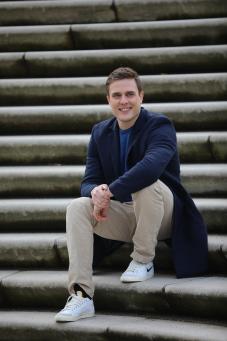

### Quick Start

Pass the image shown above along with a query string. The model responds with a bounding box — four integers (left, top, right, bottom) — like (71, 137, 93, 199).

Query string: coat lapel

(126, 108, 146, 159)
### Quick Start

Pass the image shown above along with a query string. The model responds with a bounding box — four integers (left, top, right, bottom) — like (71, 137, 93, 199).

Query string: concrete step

(0, 164, 226, 197)
(0, 311, 226, 341)
(0, 73, 226, 106)
(0, 198, 225, 234)
(0, 233, 64, 268)
(114, 0, 227, 22)
(0, 132, 226, 165)
(70, 18, 227, 50)
(177, 132, 227, 163)
(0, 134, 89, 165)
(0, 270, 226, 321)
(0, 102, 226, 133)
(1, 45, 227, 78)
(180, 164, 227, 197)
(0, 233, 226, 274)
(1, 18, 226, 52)
(0, 25, 74, 53)
(0, 198, 70, 231)
(0, 0, 227, 26)
(0, 0, 115, 26)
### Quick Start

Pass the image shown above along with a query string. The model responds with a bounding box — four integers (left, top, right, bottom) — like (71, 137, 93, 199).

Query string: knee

(66, 197, 92, 216)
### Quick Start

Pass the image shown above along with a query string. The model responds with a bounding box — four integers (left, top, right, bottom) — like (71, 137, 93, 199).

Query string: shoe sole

(55, 311, 95, 322)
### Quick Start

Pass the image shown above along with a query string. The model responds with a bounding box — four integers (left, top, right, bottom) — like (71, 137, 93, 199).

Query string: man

(55, 67, 208, 322)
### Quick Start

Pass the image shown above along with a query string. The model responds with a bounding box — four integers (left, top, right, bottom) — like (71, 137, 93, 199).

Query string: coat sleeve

(109, 116, 177, 200)
(80, 126, 105, 197)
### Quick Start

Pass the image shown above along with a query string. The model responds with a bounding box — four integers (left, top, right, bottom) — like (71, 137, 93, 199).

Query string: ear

(106, 95, 110, 104)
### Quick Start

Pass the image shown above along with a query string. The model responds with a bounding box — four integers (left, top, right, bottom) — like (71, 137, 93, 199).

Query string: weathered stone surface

(18, 45, 227, 77)
(0, 104, 111, 134)
(142, 73, 227, 103)
(208, 235, 227, 273)
(0, 73, 226, 106)
(71, 18, 227, 49)
(170, 132, 227, 163)
(165, 276, 227, 320)
(0, 165, 83, 197)
(0, 233, 64, 268)
(180, 164, 227, 197)
(0, 0, 115, 26)
(0, 134, 90, 164)
(197, 198, 227, 234)
(1, 270, 67, 308)
(177, 132, 213, 163)
(115, 0, 227, 21)
(222, 244, 227, 261)
(0, 52, 26, 78)
(0, 311, 226, 341)
(0, 25, 73, 52)
(0, 77, 105, 106)
(1, 271, 227, 321)
(210, 133, 227, 162)
(1, 17, 226, 52)
(0, 270, 19, 304)
(0, 198, 70, 231)
(1, 45, 227, 78)
(0, 102, 226, 133)
(1, 0, 226, 27)
(149, 102, 227, 131)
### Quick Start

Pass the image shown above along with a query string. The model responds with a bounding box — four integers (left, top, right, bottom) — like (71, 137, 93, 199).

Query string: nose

(119, 95, 128, 104)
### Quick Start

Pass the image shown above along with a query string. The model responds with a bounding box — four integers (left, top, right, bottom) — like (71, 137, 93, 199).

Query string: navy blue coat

(81, 107, 208, 278)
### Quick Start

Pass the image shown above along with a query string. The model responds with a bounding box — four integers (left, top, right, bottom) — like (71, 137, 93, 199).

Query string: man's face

(107, 78, 144, 129)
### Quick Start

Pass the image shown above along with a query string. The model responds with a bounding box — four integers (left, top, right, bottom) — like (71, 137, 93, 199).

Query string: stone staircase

(0, 0, 227, 340)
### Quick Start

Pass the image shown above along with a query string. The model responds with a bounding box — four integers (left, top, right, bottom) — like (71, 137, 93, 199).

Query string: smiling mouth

(119, 108, 131, 112)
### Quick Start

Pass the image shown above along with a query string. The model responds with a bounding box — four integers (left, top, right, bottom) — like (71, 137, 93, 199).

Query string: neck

(117, 114, 139, 130)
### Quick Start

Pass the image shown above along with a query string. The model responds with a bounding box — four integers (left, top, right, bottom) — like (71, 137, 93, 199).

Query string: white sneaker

(120, 260, 154, 283)
(55, 291, 95, 322)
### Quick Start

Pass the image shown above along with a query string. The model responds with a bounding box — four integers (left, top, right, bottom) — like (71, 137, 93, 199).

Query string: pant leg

(66, 197, 95, 297)
(66, 197, 135, 298)
(131, 180, 174, 263)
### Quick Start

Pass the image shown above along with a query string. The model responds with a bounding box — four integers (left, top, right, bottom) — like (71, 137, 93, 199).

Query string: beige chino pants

(67, 180, 173, 298)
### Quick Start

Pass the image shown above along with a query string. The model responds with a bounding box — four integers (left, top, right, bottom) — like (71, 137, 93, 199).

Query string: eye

(127, 92, 135, 97)
(112, 93, 121, 98)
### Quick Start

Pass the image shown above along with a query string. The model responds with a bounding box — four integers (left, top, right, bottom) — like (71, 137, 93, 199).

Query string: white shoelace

(126, 261, 140, 273)
(62, 294, 84, 312)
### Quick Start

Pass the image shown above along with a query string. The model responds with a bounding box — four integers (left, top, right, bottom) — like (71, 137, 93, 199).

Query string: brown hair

(106, 67, 143, 95)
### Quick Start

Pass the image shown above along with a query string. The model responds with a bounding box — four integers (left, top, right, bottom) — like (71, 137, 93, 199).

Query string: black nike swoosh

(147, 266, 153, 272)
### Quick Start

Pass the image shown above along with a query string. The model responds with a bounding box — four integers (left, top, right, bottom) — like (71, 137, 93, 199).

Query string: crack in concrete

(69, 25, 77, 50)
(111, 0, 119, 22)
(207, 134, 216, 162)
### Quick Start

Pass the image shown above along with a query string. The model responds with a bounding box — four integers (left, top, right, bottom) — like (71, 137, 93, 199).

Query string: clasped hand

(91, 184, 112, 222)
